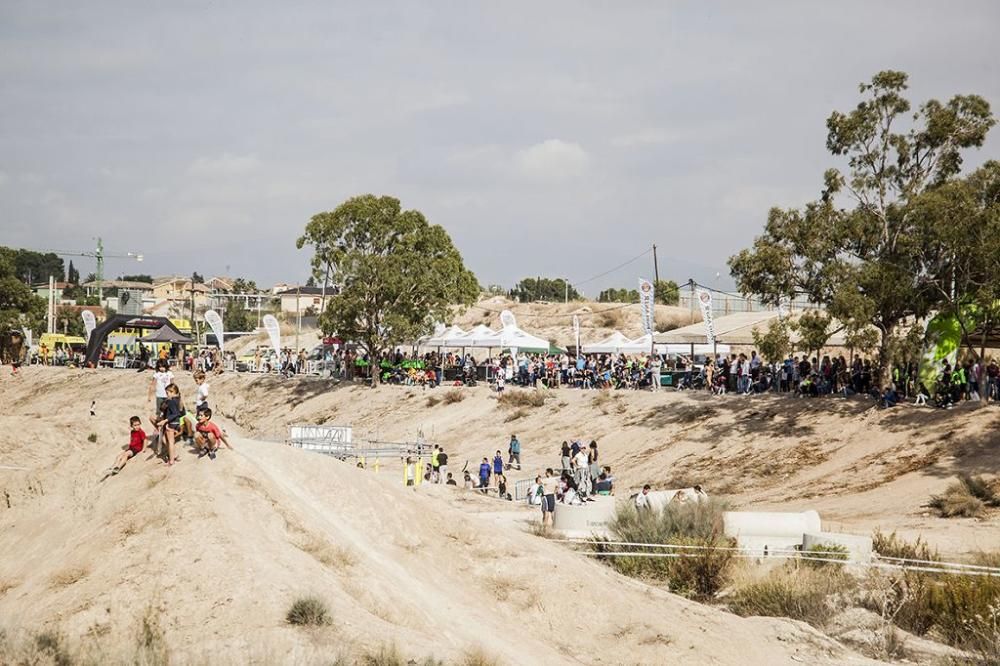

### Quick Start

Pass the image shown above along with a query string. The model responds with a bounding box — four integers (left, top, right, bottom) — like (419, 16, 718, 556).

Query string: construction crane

(46, 237, 144, 302)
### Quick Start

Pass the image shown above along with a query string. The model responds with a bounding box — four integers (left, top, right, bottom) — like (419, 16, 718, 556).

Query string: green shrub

(593, 500, 734, 599)
(728, 566, 853, 628)
(872, 530, 939, 563)
(286, 595, 331, 626)
(87, 433, 98, 443)
(801, 543, 849, 569)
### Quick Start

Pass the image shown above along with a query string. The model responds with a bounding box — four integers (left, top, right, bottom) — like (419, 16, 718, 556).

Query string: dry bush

(497, 390, 547, 409)
(298, 538, 357, 570)
(286, 595, 331, 626)
(504, 408, 527, 422)
(0, 580, 18, 597)
(728, 565, 855, 628)
(359, 644, 442, 666)
(929, 474, 998, 518)
(598, 308, 625, 328)
(460, 646, 502, 666)
(425, 395, 441, 407)
(87, 433, 98, 443)
(655, 310, 685, 332)
(442, 388, 466, 405)
(134, 604, 169, 665)
(49, 566, 89, 589)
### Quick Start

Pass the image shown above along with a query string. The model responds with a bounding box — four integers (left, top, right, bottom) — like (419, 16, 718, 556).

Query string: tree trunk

(876, 326, 893, 389)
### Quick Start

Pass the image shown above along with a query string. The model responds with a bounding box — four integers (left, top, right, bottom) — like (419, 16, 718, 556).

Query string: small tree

(654, 279, 680, 305)
(510, 277, 579, 302)
(301, 195, 479, 378)
(793, 310, 834, 363)
(752, 318, 791, 363)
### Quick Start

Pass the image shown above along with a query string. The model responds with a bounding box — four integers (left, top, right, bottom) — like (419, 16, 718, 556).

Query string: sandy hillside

(197, 372, 1000, 560)
(451, 296, 699, 346)
(0, 367, 881, 665)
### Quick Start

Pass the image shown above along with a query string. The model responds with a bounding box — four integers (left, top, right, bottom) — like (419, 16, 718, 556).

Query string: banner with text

(696, 288, 716, 346)
(638, 278, 654, 335)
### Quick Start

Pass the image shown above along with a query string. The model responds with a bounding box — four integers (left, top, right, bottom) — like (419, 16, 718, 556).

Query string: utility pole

(688, 278, 696, 320)
(564, 279, 568, 304)
(295, 284, 301, 351)
(190, 273, 197, 336)
(652, 243, 660, 284)
(96, 237, 105, 303)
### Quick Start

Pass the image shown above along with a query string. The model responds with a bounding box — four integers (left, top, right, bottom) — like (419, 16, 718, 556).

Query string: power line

(569, 248, 652, 288)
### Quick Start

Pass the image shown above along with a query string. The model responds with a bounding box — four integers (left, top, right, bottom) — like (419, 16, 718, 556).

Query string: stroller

(462, 365, 478, 387)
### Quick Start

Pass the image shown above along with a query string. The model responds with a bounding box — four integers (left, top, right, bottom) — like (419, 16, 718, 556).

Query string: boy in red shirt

(195, 408, 232, 460)
(108, 416, 146, 476)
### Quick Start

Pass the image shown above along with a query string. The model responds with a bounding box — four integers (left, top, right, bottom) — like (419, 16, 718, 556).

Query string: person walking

(508, 434, 522, 470)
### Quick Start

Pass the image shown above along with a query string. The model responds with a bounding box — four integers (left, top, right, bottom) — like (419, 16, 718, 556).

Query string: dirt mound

(0, 367, 879, 664)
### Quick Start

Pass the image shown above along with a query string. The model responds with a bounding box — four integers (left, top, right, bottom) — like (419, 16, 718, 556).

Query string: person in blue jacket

(492, 450, 504, 486)
(508, 434, 521, 470)
(478, 457, 491, 493)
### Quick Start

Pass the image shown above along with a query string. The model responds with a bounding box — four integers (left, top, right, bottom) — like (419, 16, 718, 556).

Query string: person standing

(492, 450, 504, 485)
(573, 445, 590, 496)
(540, 468, 558, 528)
(560, 441, 571, 473)
(478, 457, 492, 493)
(437, 448, 449, 484)
(508, 434, 521, 470)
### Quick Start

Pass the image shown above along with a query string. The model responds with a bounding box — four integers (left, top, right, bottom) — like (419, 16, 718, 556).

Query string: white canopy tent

(581, 331, 635, 354)
(455, 324, 503, 348)
(500, 326, 552, 352)
(424, 325, 467, 348)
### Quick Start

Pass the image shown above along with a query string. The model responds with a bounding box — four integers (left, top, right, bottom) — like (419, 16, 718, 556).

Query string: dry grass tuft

(286, 595, 332, 626)
(425, 395, 441, 407)
(504, 408, 528, 422)
(87, 433, 98, 443)
(49, 566, 89, 589)
(497, 390, 548, 409)
(872, 530, 939, 563)
(442, 388, 466, 405)
(0, 580, 18, 597)
(928, 474, 998, 518)
(460, 646, 503, 666)
(298, 537, 358, 570)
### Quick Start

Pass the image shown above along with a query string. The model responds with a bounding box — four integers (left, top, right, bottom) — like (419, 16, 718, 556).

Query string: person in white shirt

(573, 448, 590, 496)
(193, 371, 210, 414)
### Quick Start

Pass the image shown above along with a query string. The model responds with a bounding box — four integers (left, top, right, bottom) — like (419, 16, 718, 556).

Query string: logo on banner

(638, 278, 654, 335)
(205, 310, 225, 353)
(262, 314, 281, 353)
(696, 288, 716, 346)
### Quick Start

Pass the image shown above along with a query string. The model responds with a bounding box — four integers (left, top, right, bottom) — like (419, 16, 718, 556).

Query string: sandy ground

(0, 366, 890, 665)
(202, 369, 1000, 559)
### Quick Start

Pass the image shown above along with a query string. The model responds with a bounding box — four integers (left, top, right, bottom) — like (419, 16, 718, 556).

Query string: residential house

(275, 286, 328, 314)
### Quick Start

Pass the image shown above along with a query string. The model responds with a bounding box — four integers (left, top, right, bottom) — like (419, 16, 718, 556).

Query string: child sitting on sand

(107, 416, 146, 476)
(194, 408, 231, 460)
(154, 383, 184, 466)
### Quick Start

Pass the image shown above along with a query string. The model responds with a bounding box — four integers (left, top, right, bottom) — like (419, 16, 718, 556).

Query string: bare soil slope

(0, 367, 878, 665)
(204, 372, 999, 559)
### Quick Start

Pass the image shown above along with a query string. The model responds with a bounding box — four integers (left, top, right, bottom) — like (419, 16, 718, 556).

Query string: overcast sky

(2, 1, 998, 294)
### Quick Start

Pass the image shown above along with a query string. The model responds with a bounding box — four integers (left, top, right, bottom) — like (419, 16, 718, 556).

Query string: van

(39, 333, 87, 353)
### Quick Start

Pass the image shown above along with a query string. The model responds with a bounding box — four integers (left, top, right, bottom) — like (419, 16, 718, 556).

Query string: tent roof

(424, 325, 467, 347)
(582, 330, 636, 354)
(456, 324, 502, 348)
(139, 326, 194, 344)
(501, 326, 550, 352)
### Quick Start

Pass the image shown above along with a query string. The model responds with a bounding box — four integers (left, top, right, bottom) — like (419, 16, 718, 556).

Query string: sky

(2, 1, 999, 295)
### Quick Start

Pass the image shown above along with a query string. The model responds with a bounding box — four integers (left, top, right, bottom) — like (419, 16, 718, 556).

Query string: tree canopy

(597, 280, 678, 305)
(509, 277, 579, 302)
(0, 246, 46, 334)
(729, 70, 996, 383)
(11, 249, 63, 285)
(299, 195, 479, 366)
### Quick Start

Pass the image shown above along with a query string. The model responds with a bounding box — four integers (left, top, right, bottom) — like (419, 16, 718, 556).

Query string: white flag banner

(777, 298, 790, 320)
(262, 314, 281, 354)
(81, 310, 96, 342)
(638, 278, 654, 335)
(572, 314, 580, 353)
(697, 288, 716, 346)
(205, 310, 225, 353)
(499, 309, 517, 330)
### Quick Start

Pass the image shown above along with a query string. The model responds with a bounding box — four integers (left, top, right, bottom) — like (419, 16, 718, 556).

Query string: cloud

(187, 153, 262, 177)
(515, 139, 590, 181)
(0, 171, 7, 186)
(610, 127, 682, 148)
